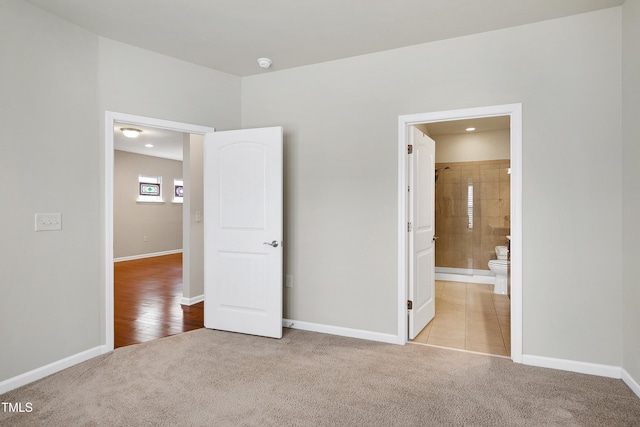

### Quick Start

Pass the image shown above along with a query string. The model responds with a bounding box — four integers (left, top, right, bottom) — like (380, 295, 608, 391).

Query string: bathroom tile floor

(413, 280, 511, 357)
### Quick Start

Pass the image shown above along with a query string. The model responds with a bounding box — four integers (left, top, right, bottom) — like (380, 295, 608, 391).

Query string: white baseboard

(282, 318, 402, 345)
(180, 294, 204, 306)
(435, 272, 495, 285)
(622, 369, 640, 399)
(114, 249, 182, 263)
(0, 345, 109, 395)
(522, 354, 623, 379)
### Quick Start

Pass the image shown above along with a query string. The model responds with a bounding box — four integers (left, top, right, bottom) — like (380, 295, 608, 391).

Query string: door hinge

(408, 222, 412, 232)
(408, 144, 413, 154)
(407, 300, 413, 310)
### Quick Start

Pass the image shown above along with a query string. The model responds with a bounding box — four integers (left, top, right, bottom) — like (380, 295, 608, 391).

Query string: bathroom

(412, 116, 512, 356)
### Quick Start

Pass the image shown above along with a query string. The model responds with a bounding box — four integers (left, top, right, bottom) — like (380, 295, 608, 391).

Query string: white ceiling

(25, 0, 624, 77)
(41, 1, 622, 160)
(419, 116, 511, 136)
(114, 124, 185, 161)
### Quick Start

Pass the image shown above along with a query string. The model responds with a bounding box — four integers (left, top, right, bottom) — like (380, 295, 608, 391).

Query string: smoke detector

(257, 58, 272, 69)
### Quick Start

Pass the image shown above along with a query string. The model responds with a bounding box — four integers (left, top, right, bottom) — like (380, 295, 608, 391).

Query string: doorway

(104, 112, 215, 351)
(398, 104, 523, 363)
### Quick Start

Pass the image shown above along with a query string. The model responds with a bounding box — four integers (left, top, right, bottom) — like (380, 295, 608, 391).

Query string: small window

(173, 179, 184, 203)
(467, 184, 474, 229)
(138, 175, 163, 203)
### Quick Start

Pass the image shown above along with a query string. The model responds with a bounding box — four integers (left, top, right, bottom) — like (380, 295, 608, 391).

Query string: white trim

(114, 249, 183, 263)
(435, 272, 496, 285)
(522, 354, 623, 379)
(105, 111, 215, 352)
(0, 345, 108, 394)
(181, 294, 204, 306)
(398, 104, 523, 363)
(622, 369, 640, 399)
(282, 319, 402, 345)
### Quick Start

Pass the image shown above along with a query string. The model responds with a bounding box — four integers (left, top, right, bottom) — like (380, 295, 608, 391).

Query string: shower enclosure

(434, 160, 510, 277)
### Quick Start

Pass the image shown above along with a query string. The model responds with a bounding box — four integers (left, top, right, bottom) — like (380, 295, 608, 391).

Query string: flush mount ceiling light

(121, 128, 142, 138)
(465, 127, 476, 132)
(144, 144, 154, 148)
(257, 57, 272, 69)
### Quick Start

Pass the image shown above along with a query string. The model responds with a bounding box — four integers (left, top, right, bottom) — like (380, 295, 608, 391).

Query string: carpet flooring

(1, 328, 639, 426)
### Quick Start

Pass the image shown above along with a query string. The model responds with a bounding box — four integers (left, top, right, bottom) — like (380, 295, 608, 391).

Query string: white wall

(622, 0, 640, 383)
(242, 8, 623, 366)
(183, 134, 205, 300)
(432, 130, 510, 163)
(0, 0, 241, 384)
(0, 0, 101, 381)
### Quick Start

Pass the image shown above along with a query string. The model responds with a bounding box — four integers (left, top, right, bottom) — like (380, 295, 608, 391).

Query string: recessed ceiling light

(465, 127, 476, 132)
(144, 144, 154, 148)
(121, 128, 142, 138)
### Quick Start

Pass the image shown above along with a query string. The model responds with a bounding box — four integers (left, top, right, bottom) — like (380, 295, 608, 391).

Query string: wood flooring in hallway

(114, 253, 204, 348)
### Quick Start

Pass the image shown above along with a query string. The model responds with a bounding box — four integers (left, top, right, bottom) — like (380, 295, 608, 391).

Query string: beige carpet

(1, 328, 639, 426)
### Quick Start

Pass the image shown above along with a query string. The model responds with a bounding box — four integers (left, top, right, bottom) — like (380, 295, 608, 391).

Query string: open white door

(408, 129, 436, 339)
(203, 127, 283, 338)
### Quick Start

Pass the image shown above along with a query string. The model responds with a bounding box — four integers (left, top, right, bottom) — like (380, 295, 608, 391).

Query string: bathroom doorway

(397, 104, 522, 362)
(414, 116, 511, 356)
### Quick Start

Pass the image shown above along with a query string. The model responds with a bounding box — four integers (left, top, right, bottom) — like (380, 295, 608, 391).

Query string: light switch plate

(35, 213, 62, 231)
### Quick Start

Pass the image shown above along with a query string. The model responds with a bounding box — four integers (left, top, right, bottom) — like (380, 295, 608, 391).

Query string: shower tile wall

(435, 160, 510, 271)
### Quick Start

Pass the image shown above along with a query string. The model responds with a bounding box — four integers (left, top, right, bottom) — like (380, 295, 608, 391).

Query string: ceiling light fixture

(465, 127, 476, 132)
(257, 57, 272, 69)
(121, 128, 142, 138)
(144, 144, 154, 148)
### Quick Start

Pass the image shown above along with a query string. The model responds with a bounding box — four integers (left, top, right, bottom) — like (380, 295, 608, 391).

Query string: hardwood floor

(114, 253, 204, 348)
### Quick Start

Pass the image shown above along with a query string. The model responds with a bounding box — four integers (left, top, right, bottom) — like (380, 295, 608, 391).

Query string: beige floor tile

(413, 322, 432, 344)
(430, 323, 466, 340)
(434, 312, 465, 324)
(466, 330, 505, 347)
(412, 279, 511, 357)
(467, 284, 492, 294)
(467, 303, 496, 317)
(494, 304, 510, 316)
(436, 301, 465, 315)
(497, 315, 511, 327)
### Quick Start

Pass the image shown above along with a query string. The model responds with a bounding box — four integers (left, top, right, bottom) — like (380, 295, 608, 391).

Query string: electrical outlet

(143, 235, 148, 242)
(285, 275, 293, 288)
(35, 213, 62, 231)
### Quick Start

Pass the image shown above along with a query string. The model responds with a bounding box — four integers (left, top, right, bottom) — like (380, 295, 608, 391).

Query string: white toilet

(488, 246, 509, 295)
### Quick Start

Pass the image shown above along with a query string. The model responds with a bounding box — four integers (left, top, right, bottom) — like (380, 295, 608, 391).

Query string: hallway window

(138, 175, 163, 203)
(173, 179, 184, 203)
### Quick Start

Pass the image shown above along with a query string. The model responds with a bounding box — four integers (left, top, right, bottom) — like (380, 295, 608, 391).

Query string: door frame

(397, 103, 523, 363)
(104, 111, 215, 351)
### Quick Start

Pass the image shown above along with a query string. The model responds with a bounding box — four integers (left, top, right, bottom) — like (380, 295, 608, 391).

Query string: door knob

(432, 236, 439, 242)
(263, 240, 279, 248)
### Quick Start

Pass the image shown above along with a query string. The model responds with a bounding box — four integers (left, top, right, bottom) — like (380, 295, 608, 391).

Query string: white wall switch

(196, 211, 201, 222)
(35, 213, 62, 231)
(285, 275, 293, 288)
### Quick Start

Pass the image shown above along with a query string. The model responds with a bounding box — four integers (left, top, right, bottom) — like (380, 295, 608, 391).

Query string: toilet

(488, 246, 509, 295)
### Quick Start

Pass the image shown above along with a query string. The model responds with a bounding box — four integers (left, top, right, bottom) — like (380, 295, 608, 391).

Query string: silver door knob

(432, 236, 439, 242)
(263, 240, 279, 248)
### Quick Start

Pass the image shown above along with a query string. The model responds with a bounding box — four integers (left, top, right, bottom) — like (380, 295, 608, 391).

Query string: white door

(408, 130, 436, 339)
(203, 127, 283, 338)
